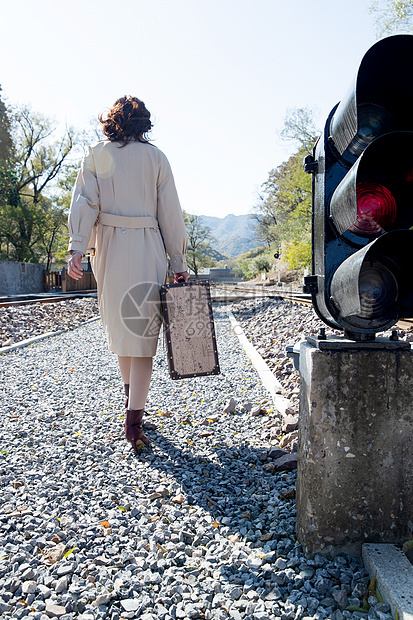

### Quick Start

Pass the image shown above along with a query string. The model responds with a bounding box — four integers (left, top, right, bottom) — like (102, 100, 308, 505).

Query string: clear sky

(0, 0, 381, 218)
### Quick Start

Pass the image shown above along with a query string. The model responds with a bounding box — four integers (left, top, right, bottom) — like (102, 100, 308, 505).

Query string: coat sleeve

(156, 153, 188, 273)
(67, 146, 100, 255)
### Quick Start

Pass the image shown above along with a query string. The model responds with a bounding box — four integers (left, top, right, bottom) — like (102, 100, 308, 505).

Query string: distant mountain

(199, 213, 259, 258)
(205, 247, 229, 262)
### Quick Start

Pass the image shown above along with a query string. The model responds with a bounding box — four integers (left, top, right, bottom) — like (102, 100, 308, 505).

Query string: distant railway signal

(304, 35, 413, 340)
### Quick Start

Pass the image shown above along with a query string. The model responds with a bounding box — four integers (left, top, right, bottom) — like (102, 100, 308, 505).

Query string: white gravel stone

(223, 397, 237, 413)
(93, 592, 111, 606)
(120, 599, 141, 612)
(44, 604, 67, 617)
(54, 576, 68, 593)
(21, 580, 37, 594)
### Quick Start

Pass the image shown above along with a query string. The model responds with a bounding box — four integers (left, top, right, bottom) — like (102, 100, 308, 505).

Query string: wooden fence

(43, 268, 97, 293)
(43, 270, 62, 292)
(61, 268, 97, 292)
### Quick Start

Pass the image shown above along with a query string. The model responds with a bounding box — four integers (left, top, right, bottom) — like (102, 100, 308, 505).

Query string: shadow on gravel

(134, 426, 298, 587)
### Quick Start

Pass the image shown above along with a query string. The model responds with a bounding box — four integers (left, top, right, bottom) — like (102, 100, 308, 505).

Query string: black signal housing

(306, 34, 413, 341)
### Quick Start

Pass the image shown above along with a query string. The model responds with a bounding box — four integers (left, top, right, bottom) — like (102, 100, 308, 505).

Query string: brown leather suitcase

(160, 280, 220, 380)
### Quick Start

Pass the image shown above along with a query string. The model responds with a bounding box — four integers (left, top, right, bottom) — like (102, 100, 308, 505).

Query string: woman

(67, 96, 189, 453)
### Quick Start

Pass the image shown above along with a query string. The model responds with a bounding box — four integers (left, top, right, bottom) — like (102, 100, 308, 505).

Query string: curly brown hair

(99, 96, 153, 144)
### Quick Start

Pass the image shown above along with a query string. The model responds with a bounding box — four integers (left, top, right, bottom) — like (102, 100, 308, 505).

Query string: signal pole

(296, 337, 413, 556)
(297, 35, 413, 554)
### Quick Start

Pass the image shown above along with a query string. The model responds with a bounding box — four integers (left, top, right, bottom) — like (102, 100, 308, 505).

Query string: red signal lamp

(349, 182, 397, 236)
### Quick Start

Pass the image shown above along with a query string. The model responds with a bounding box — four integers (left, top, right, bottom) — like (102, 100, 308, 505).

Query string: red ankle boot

(125, 408, 150, 452)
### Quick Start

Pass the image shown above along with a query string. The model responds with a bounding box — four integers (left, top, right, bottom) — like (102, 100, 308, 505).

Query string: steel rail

(0, 292, 97, 309)
(2, 286, 412, 330)
(211, 283, 311, 303)
(210, 283, 413, 329)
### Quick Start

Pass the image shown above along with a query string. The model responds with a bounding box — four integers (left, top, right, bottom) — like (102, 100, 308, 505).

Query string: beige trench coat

(67, 140, 188, 357)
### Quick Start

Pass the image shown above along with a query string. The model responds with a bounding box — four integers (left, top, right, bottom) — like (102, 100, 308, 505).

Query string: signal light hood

(330, 131, 413, 238)
(330, 230, 413, 332)
(329, 34, 413, 163)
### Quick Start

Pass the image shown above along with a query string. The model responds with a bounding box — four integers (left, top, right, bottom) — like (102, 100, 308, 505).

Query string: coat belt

(98, 213, 159, 229)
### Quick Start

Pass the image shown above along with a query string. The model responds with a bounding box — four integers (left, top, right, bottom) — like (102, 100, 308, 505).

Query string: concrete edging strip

(0, 317, 101, 355)
(362, 543, 413, 620)
(226, 310, 291, 416)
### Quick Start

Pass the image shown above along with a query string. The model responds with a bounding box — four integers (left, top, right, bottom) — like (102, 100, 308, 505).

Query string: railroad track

(0, 292, 97, 309)
(211, 284, 413, 330)
(2, 286, 412, 331)
(211, 283, 312, 305)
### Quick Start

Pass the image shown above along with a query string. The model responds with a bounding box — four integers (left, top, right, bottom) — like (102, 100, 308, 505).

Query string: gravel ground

(0, 304, 390, 620)
(230, 296, 413, 415)
(230, 298, 341, 415)
(0, 299, 99, 349)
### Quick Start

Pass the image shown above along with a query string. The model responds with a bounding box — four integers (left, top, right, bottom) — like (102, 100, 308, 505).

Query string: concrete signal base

(296, 340, 413, 556)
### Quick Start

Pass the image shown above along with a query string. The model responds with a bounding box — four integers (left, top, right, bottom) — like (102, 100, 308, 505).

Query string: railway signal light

(305, 35, 413, 340)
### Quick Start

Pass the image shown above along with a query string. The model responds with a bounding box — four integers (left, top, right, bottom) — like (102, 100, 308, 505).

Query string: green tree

(254, 146, 313, 269)
(235, 246, 268, 280)
(283, 239, 312, 270)
(252, 108, 319, 270)
(50, 164, 80, 267)
(183, 212, 216, 277)
(370, 1, 413, 35)
(0, 87, 13, 164)
(253, 256, 271, 274)
(250, 197, 278, 247)
(215, 257, 245, 278)
(0, 87, 19, 257)
(0, 104, 78, 264)
(279, 106, 320, 151)
(34, 195, 68, 271)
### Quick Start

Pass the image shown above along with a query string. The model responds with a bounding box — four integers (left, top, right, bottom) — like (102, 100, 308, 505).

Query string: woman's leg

(128, 357, 153, 410)
(117, 356, 132, 384)
(118, 356, 132, 407)
(125, 357, 153, 452)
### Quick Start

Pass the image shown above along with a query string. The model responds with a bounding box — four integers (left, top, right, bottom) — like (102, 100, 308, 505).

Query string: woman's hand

(67, 252, 84, 280)
(174, 271, 190, 283)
